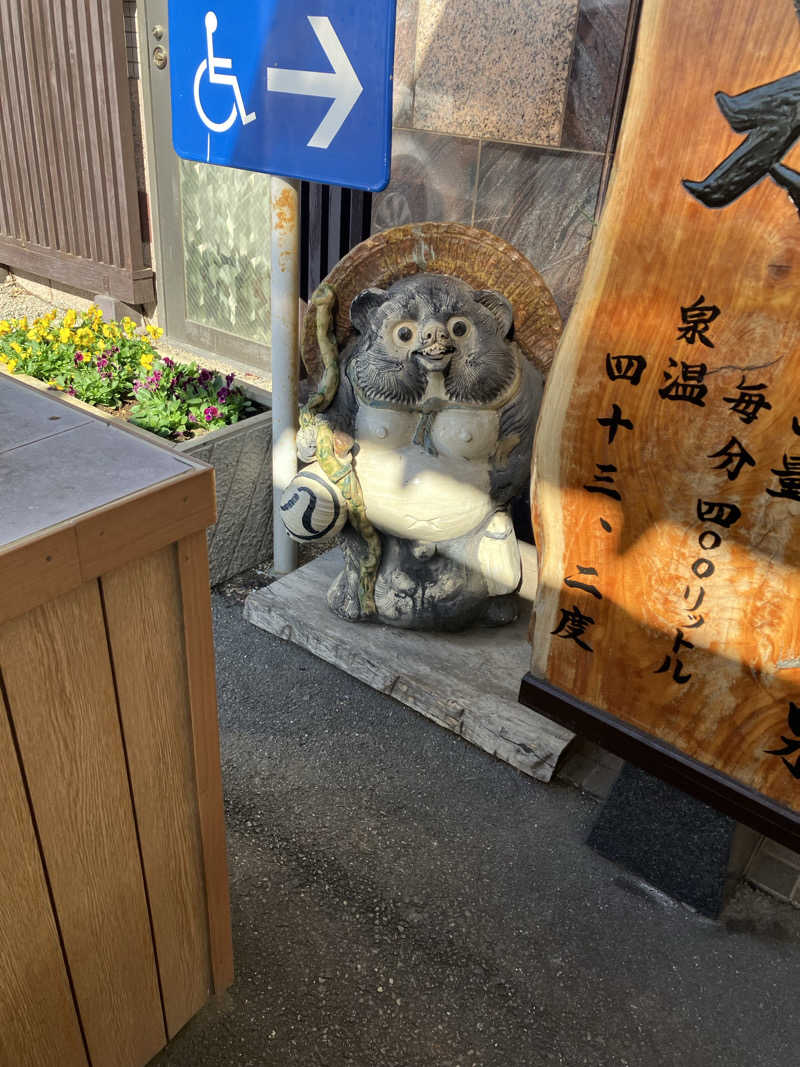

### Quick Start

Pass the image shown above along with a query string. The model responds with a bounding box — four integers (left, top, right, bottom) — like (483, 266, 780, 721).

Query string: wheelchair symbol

(194, 11, 256, 133)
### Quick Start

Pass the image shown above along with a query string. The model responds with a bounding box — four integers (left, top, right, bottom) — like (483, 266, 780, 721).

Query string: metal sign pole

(167, 3, 397, 574)
(270, 175, 300, 575)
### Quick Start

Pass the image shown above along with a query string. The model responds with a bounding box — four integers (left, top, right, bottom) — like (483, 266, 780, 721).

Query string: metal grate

(299, 183, 372, 301)
(123, 0, 139, 80)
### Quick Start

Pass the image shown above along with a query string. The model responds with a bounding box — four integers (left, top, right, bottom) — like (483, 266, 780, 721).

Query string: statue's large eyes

(392, 322, 416, 345)
(448, 317, 471, 339)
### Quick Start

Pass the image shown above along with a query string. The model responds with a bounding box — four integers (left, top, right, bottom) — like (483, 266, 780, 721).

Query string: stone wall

(373, 0, 635, 321)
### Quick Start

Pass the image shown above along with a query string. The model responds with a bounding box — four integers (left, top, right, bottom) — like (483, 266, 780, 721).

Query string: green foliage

(129, 359, 256, 439)
(0, 306, 256, 440)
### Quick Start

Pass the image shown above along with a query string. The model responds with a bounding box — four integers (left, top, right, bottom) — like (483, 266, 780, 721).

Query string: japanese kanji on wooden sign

(525, 0, 800, 824)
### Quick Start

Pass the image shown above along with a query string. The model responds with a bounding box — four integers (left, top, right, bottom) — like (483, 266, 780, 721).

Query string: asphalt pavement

(151, 589, 800, 1067)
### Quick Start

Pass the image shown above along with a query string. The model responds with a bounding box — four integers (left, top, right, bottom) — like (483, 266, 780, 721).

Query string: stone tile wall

(373, 0, 633, 322)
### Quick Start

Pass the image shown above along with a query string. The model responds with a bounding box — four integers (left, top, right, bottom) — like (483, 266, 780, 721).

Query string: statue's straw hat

(301, 222, 561, 380)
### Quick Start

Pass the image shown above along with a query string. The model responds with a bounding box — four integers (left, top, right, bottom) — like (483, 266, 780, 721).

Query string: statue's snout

(416, 321, 455, 366)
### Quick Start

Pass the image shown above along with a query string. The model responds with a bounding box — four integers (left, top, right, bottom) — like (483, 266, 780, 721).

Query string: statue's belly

(355, 441, 493, 541)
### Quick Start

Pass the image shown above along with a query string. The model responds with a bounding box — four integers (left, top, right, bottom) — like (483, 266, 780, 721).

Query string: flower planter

(176, 399, 273, 584)
(1, 367, 273, 584)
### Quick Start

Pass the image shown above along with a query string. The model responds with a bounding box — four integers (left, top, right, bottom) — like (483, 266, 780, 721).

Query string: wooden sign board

(521, 0, 800, 842)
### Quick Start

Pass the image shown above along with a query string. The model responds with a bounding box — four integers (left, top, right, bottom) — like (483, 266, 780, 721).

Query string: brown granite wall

(373, 0, 635, 322)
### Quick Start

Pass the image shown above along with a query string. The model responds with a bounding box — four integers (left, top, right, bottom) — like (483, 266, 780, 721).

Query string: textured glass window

(180, 159, 271, 346)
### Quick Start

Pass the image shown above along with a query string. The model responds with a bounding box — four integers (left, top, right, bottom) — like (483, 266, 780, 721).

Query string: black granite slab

(562, 0, 630, 152)
(473, 143, 602, 319)
(371, 129, 479, 233)
(588, 762, 738, 918)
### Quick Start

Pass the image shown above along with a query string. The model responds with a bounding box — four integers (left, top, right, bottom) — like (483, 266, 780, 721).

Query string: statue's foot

(327, 567, 366, 621)
(478, 593, 519, 628)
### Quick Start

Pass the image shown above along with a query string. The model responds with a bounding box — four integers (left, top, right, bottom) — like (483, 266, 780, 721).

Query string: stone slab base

(243, 546, 574, 783)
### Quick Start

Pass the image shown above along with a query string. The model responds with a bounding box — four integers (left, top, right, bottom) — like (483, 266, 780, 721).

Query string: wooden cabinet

(0, 377, 232, 1066)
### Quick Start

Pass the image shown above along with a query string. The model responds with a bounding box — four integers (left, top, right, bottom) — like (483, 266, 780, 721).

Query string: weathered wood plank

(244, 549, 574, 782)
(0, 526, 81, 627)
(0, 684, 88, 1067)
(0, 579, 165, 1066)
(177, 531, 234, 995)
(76, 468, 216, 581)
(101, 545, 212, 1038)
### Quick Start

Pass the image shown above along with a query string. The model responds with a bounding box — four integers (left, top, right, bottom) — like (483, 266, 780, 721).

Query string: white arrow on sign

(267, 16, 363, 150)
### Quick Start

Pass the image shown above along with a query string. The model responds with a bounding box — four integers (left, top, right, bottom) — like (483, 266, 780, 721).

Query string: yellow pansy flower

(63, 308, 77, 328)
(10, 342, 23, 355)
(7, 358, 17, 372)
(75, 327, 95, 346)
(59, 327, 73, 343)
(146, 324, 164, 341)
(0, 320, 10, 335)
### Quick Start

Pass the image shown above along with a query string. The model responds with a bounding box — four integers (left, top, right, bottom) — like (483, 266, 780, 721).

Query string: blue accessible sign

(167, 1, 396, 191)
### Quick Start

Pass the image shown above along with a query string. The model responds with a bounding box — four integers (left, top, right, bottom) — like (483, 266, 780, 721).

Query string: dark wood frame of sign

(517, 675, 800, 853)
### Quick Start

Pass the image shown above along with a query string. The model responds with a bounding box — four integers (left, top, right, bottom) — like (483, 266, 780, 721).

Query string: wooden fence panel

(0, 0, 154, 303)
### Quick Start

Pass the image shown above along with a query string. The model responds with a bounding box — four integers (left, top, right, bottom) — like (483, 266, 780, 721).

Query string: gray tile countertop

(0, 377, 193, 547)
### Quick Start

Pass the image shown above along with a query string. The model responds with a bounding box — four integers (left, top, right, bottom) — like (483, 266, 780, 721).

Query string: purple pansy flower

(203, 405, 219, 422)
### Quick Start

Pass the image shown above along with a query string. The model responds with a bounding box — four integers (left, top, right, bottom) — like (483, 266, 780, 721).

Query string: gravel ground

(150, 592, 800, 1067)
(0, 274, 61, 323)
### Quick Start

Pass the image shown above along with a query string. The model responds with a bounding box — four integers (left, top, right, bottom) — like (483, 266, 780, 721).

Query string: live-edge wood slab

(245, 549, 574, 783)
(529, 0, 800, 822)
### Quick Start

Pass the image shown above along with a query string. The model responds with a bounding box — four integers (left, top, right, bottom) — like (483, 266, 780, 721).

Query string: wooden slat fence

(0, 0, 154, 303)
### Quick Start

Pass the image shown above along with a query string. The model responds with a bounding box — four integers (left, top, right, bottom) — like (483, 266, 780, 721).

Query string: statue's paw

(311, 281, 336, 310)
(327, 570, 365, 621)
(478, 593, 519, 628)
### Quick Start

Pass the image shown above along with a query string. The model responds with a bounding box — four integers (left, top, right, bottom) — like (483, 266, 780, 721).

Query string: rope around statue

(298, 283, 382, 616)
